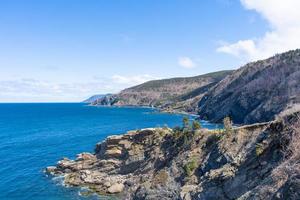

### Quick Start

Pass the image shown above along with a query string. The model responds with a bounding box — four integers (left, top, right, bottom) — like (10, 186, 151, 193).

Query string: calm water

(0, 103, 221, 200)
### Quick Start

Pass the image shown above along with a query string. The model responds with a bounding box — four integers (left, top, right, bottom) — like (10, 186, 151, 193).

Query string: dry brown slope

(92, 70, 233, 113)
(198, 49, 300, 124)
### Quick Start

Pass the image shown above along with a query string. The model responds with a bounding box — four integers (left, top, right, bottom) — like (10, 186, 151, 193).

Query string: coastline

(46, 114, 295, 199)
(43, 105, 214, 199)
(88, 103, 200, 118)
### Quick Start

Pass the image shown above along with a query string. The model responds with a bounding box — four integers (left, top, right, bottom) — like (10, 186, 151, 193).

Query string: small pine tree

(192, 120, 201, 130)
(182, 116, 190, 129)
(223, 116, 233, 133)
(173, 126, 182, 138)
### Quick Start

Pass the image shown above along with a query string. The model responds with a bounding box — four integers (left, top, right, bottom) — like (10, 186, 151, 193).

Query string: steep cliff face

(46, 113, 300, 200)
(91, 70, 233, 113)
(198, 49, 300, 124)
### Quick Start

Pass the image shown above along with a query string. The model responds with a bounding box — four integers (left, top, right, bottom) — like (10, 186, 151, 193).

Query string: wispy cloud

(0, 79, 111, 102)
(0, 74, 159, 102)
(178, 57, 197, 69)
(217, 40, 256, 59)
(217, 0, 300, 61)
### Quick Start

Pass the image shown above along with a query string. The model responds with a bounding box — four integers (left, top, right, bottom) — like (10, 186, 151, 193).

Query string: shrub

(223, 116, 233, 134)
(255, 143, 264, 156)
(206, 134, 221, 147)
(184, 158, 198, 176)
(192, 120, 201, 130)
(183, 116, 190, 130)
(158, 129, 166, 137)
(173, 126, 182, 139)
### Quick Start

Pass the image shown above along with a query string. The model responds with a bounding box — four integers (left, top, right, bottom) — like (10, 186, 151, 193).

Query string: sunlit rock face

(46, 112, 300, 199)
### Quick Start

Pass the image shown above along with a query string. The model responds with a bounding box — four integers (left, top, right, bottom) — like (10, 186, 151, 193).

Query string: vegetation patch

(192, 120, 201, 130)
(205, 134, 221, 148)
(255, 143, 265, 156)
(184, 158, 198, 177)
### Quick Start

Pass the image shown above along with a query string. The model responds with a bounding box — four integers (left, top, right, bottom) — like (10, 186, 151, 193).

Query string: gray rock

(107, 183, 125, 194)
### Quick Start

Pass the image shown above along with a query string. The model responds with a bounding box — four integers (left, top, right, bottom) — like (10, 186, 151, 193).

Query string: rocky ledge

(46, 113, 300, 200)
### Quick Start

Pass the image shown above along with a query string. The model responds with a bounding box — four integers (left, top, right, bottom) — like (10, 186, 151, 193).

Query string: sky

(0, 0, 299, 102)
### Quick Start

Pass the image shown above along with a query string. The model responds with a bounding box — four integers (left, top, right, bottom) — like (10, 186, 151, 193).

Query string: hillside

(46, 112, 300, 199)
(89, 49, 300, 124)
(198, 49, 300, 124)
(48, 49, 300, 199)
(83, 94, 111, 103)
(91, 70, 233, 113)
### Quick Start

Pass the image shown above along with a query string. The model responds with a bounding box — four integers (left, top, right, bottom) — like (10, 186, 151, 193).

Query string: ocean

(0, 103, 221, 200)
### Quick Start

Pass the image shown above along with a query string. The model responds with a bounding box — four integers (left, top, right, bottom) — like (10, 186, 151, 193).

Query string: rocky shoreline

(46, 113, 300, 199)
(46, 128, 180, 198)
(90, 103, 200, 121)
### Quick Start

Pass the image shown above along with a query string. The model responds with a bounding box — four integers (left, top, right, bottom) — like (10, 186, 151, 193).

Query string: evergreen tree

(182, 116, 190, 130)
(192, 120, 201, 130)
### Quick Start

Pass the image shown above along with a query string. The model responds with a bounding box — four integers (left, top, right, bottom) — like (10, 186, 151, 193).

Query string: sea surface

(0, 103, 221, 200)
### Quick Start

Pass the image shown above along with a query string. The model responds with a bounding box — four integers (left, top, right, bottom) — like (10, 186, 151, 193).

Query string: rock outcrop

(46, 112, 300, 199)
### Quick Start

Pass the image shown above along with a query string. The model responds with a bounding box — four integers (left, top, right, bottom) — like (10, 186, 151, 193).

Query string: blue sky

(0, 0, 299, 102)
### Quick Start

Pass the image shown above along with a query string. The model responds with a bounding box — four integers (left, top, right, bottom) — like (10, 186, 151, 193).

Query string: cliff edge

(46, 113, 300, 199)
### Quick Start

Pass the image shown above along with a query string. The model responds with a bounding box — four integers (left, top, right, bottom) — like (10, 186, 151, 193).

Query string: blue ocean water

(0, 103, 221, 200)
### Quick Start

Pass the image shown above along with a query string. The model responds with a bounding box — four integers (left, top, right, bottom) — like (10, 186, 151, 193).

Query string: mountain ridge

(198, 49, 300, 124)
(90, 70, 233, 114)
(88, 49, 300, 124)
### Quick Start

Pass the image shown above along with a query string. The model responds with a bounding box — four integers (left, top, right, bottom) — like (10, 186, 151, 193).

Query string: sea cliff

(46, 112, 300, 199)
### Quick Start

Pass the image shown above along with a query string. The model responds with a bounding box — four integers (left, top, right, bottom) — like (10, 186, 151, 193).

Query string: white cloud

(217, 40, 256, 58)
(112, 74, 158, 85)
(217, 0, 300, 61)
(178, 57, 197, 69)
(0, 74, 159, 102)
(0, 79, 112, 102)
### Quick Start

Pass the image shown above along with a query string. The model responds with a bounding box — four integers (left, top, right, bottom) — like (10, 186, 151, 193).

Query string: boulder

(107, 183, 125, 194)
(76, 153, 96, 161)
(45, 166, 57, 174)
(103, 181, 111, 188)
(105, 148, 122, 158)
